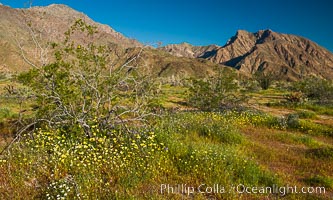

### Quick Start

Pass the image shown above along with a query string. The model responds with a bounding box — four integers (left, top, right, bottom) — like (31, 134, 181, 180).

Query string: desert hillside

(161, 30, 333, 80)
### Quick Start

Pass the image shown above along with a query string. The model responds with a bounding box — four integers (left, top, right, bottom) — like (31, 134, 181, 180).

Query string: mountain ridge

(160, 29, 333, 80)
(0, 3, 142, 72)
(1, 3, 333, 80)
(0, 3, 220, 78)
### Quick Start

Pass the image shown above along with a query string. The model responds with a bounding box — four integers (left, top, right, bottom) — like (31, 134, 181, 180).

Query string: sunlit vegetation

(1, 20, 333, 199)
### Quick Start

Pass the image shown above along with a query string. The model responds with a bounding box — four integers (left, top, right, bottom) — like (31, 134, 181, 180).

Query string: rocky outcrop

(1, 3, 333, 80)
(160, 29, 333, 80)
(158, 42, 220, 58)
(0, 4, 141, 71)
(25, 4, 141, 47)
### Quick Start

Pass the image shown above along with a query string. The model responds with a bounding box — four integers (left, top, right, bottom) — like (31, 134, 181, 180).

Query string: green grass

(297, 120, 333, 136)
(0, 112, 281, 199)
(298, 104, 333, 116)
(303, 176, 333, 189)
(269, 102, 333, 116)
(307, 147, 333, 160)
(272, 133, 322, 148)
(296, 110, 318, 119)
(1, 84, 333, 199)
(0, 108, 14, 120)
(158, 84, 188, 108)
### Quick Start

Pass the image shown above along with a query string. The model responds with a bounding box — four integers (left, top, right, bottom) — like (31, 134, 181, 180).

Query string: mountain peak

(46, 3, 70, 8)
(225, 30, 256, 47)
(0, 3, 142, 71)
(29, 3, 72, 10)
(206, 30, 333, 80)
(258, 29, 273, 36)
(257, 29, 273, 34)
(159, 29, 333, 80)
(236, 30, 251, 35)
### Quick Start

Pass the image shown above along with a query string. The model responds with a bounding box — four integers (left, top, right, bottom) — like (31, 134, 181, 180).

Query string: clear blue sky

(1, 0, 333, 52)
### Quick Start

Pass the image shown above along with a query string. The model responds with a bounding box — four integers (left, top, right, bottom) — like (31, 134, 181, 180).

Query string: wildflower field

(1, 87, 333, 199)
(0, 22, 333, 199)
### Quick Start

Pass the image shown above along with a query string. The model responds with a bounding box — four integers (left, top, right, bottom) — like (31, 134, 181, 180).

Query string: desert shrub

(240, 78, 261, 92)
(291, 76, 333, 104)
(296, 110, 317, 119)
(17, 19, 158, 137)
(0, 21, 163, 199)
(274, 81, 291, 91)
(254, 70, 276, 90)
(286, 113, 300, 129)
(284, 91, 306, 103)
(188, 68, 246, 111)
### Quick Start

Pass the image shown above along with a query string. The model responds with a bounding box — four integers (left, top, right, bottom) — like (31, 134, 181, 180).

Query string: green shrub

(286, 113, 300, 129)
(292, 76, 333, 104)
(296, 110, 317, 119)
(188, 68, 246, 111)
(17, 19, 158, 137)
(274, 133, 320, 148)
(254, 70, 276, 90)
(284, 92, 306, 103)
(299, 104, 333, 116)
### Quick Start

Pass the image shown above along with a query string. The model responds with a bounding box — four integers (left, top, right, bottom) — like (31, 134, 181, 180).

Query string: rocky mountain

(161, 30, 333, 80)
(0, 4, 141, 72)
(1, 3, 333, 80)
(158, 42, 220, 58)
(0, 3, 220, 78)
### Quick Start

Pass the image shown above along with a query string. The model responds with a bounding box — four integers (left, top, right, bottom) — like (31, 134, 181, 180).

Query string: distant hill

(160, 30, 333, 80)
(158, 42, 220, 58)
(0, 4, 141, 72)
(0, 4, 221, 78)
(1, 3, 333, 80)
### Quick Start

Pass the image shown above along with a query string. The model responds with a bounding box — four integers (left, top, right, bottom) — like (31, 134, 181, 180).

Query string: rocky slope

(158, 42, 220, 58)
(0, 4, 219, 78)
(1, 3, 333, 80)
(0, 4, 141, 72)
(161, 30, 333, 80)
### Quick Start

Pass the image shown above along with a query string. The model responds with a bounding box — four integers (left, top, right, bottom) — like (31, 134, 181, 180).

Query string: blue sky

(1, 0, 333, 52)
